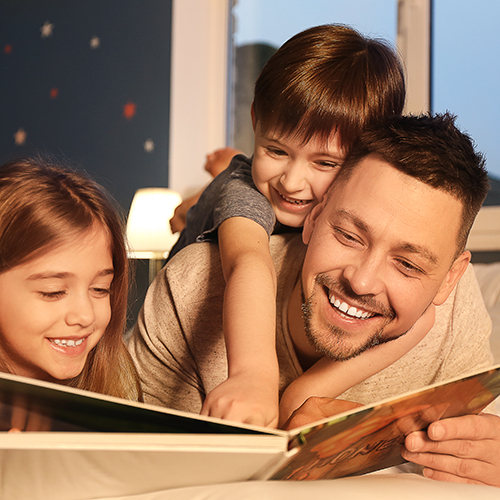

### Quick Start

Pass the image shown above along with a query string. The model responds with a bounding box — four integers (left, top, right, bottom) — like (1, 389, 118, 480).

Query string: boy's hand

(200, 372, 279, 428)
(402, 413, 500, 487)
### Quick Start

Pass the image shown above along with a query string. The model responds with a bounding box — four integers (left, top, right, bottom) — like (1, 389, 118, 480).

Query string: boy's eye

(316, 160, 340, 170)
(267, 147, 287, 157)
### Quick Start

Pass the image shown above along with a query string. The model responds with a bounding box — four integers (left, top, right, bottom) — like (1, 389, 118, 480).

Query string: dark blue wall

(1, 0, 172, 213)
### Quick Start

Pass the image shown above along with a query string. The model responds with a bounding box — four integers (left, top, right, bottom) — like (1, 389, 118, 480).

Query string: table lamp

(126, 187, 182, 282)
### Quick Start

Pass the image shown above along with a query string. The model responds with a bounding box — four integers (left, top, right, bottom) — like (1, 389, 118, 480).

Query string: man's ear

(302, 202, 324, 245)
(432, 250, 471, 306)
(251, 102, 256, 130)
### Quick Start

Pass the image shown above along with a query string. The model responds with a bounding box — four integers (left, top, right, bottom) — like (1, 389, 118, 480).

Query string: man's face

(296, 155, 469, 362)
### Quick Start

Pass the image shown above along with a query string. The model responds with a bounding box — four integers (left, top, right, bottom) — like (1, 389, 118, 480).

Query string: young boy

(168, 24, 433, 428)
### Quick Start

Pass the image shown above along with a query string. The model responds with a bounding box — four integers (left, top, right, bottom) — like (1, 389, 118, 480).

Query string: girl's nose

(65, 293, 95, 328)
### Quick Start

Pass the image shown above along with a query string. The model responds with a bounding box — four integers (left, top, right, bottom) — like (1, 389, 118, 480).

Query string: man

(129, 113, 499, 486)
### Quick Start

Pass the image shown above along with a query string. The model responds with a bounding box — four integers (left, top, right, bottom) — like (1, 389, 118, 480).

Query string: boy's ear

(251, 102, 256, 130)
(302, 202, 324, 245)
(432, 250, 471, 306)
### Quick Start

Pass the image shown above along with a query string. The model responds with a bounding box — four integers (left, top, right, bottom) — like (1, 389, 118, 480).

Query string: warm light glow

(126, 188, 182, 259)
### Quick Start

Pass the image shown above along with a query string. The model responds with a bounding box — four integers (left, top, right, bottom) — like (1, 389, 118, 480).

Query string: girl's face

(0, 225, 113, 382)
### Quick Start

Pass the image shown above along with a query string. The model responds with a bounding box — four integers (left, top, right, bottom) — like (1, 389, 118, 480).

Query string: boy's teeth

(330, 296, 372, 319)
(52, 338, 84, 347)
(280, 193, 308, 205)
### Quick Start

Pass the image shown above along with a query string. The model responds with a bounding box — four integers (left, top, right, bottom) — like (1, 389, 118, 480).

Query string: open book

(1, 364, 499, 499)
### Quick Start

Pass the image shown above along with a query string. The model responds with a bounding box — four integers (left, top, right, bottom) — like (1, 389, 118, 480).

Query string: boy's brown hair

(253, 24, 405, 151)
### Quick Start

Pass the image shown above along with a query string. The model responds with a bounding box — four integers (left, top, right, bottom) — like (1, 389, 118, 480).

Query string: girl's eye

(39, 290, 66, 300)
(91, 287, 111, 297)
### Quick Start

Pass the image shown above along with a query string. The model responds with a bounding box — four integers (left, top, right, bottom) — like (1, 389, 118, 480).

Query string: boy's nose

(279, 161, 308, 193)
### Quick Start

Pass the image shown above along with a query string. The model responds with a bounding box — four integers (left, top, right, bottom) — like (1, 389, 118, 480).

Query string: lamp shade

(126, 188, 182, 258)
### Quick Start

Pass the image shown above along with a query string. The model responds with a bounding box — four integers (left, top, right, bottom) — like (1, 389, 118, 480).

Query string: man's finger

(426, 413, 500, 442)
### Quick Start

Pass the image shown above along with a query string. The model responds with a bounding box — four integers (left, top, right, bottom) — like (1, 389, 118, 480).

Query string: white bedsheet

(94, 474, 499, 500)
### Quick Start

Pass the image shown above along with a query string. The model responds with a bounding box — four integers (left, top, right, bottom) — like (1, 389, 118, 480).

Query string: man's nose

(342, 254, 385, 297)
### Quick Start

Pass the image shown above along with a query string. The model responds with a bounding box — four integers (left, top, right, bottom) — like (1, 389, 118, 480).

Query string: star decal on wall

(144, 139, 155, 153)
(123, 101, 137, 120)
(14, 128, 27, 146)
(40, 21, 54, 38)
(90, 36, 101, 49)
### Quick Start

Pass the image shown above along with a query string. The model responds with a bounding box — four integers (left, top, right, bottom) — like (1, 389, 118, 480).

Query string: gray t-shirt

(168, 154, 276, 261)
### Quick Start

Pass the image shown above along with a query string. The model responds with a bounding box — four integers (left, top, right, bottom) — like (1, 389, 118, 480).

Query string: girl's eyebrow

(27, 269, 114, 281)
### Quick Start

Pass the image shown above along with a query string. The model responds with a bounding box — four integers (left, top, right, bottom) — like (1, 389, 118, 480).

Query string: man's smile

(328, 291, 375, 320)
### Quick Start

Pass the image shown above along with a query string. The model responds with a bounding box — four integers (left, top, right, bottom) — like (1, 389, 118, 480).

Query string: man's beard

(301, 273, 398, 362)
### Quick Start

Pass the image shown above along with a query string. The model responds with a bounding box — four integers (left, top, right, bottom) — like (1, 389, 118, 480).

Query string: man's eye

(334, 227, 360, 245)
(396, 259, 424, 277)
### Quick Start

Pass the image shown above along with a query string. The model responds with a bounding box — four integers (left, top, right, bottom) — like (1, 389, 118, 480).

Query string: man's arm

(128, 243, 228, 413)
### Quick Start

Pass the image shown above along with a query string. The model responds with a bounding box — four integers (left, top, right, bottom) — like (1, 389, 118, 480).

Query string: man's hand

(200, 373, 279, 428)
(281, 396, 362, 430)
(402, 412, 500, 487)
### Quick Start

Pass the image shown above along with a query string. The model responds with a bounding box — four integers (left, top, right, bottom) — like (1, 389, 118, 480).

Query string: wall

(0, 0, 173, 213)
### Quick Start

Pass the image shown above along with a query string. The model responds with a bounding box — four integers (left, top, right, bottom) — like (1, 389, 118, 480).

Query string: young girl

(168, 24, 432, 428)
(0, 157, 141, 403)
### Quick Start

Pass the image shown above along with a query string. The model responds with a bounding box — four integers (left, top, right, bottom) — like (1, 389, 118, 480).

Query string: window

(432, 0, 500, 201)
(230, 0, 397, 155)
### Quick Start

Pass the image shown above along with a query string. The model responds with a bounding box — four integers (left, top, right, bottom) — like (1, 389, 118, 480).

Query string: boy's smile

(251, 122, 344, 228)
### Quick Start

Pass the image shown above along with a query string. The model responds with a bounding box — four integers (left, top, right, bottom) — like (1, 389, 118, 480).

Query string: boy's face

(252, 122, 344, 227)
(295, 155, 469, 362)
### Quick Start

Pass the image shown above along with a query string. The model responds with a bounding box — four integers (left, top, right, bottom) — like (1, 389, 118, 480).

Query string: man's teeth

(52, 338, 84, 347)
(330, 296, 373, 319)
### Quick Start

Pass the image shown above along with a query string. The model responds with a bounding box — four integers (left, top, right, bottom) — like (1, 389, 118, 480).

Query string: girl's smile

(0, 225, 113, 382)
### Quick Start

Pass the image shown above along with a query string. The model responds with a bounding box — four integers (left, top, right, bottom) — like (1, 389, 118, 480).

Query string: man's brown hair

(336, 113, 489, 254)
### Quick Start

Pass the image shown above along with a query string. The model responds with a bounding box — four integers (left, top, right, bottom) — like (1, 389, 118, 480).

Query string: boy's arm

(200, 216, 280, 427)
(279, 305, 435, 427)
